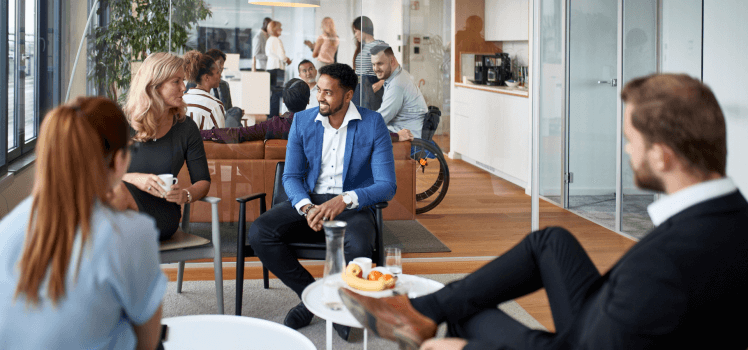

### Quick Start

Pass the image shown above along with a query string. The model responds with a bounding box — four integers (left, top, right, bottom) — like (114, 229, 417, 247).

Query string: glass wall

(620, 0, 658, 238)
(538, 0, 564, 204)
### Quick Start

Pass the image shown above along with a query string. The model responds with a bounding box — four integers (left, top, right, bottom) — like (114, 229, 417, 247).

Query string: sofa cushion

(204, 140, 264, 159)
(265, 139, 287, 160)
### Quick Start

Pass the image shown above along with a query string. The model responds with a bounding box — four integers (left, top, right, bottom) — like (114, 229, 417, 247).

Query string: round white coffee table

(301, 274, 444, 350)
(162, 315, 315, 349)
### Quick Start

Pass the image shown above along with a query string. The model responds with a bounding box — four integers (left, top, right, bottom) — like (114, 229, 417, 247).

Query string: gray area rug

(163, 274, 546, 349)
(187, 220, 451, 257)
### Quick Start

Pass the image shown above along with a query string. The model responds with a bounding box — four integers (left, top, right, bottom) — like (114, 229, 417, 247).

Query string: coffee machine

(473, 53, 511, 86)
(484, 53, 511, 86)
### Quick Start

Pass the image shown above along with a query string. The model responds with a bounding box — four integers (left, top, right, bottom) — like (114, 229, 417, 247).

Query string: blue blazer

(283, 105, 397, 209)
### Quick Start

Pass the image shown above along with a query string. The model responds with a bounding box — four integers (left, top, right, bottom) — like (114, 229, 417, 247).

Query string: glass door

(401, 0, 451, 152)
(564, 0, 619, 226)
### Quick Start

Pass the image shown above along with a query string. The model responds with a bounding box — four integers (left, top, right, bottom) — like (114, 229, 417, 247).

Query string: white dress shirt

(294, 101, 362, 214)
(647, 177, 738, 226)
(265, 36, 288, 71)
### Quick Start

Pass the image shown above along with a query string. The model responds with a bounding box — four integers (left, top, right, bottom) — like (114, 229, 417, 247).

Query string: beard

(319, 99, 344, 117)
(632, 159, 665, 192)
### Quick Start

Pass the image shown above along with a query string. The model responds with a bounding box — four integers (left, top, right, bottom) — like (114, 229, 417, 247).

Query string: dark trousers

(248, 194, 376, 297)
(352, 74, 383, 111)
(411, 227, 601, 348)
(225, 106, 244, 127)
(268, 69, 285, 118)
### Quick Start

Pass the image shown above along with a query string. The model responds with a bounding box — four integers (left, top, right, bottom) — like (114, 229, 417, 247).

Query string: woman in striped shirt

(183, 51, 227, 130)
(351, 16, 385, 111)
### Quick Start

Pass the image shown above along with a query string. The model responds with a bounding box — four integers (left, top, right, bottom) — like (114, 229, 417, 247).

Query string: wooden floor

(164, 156, 636, 332)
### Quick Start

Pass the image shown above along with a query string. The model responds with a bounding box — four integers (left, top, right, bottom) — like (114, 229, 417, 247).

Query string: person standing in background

(351, 16, 385, 111)
(304, 17, 339, 69)
(253, 17, 272, 70)
(265, 20, 292, 118)
(298, 59, 319, 108)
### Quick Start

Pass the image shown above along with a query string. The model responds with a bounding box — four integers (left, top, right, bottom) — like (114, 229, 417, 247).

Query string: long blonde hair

(15, 97, 130, 306)
(124, 52, 186, 142)
(322, 17, 337, 39)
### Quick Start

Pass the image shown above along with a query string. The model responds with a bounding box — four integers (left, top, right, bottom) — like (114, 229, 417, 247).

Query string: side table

(302, 274, 444, 350)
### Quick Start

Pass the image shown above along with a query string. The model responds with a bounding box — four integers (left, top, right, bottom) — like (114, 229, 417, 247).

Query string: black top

(128, 117, 210, 184)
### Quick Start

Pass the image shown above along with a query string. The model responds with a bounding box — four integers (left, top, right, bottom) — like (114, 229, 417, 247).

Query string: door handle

(597, 79, 617, 87)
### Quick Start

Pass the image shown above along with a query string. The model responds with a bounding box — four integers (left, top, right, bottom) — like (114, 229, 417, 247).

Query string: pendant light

(248, 0, 320, 7)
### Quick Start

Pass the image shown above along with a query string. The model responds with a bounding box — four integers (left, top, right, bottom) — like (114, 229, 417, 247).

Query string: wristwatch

(342, 192, 353, 209)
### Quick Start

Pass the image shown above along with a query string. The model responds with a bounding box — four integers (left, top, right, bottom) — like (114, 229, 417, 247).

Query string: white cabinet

(451, 86, 529, 187)
(485, 0, 529, 41)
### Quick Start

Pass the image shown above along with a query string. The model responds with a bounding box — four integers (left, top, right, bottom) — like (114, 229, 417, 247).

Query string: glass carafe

(322, 220, 347, 310)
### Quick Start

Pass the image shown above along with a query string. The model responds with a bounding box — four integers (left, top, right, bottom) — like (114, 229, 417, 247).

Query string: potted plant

(90, 0, 212, 101)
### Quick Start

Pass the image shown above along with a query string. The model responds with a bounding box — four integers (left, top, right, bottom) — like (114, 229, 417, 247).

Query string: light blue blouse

(0, 197, 166, 349)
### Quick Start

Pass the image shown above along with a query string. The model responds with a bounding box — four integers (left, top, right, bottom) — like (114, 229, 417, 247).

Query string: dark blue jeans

(352, 74, 383, 111)
(268, 69, 285, 118)
(248, 194, 376, 297)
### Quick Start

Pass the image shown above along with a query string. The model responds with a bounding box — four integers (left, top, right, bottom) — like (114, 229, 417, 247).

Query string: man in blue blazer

(339, 74, 748, 350)
(248, 63, 396, 340)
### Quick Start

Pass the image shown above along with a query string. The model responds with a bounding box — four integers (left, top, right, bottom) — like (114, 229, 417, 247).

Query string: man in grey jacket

(370, 44, 427, 139)
(252, 17, 272, 70)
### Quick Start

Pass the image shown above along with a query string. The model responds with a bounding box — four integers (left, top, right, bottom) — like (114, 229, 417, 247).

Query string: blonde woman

(0, 97, 166, 349)
(265, 20, 292, 118)
(183, 50, 227, 130)
(119, 52, 211, 241)
(304, 17, 340, 68)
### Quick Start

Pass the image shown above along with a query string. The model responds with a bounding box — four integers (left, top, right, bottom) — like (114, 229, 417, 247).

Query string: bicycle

(410, 106, 450, 214)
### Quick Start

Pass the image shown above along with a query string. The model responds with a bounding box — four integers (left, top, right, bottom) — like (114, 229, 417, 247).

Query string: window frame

(1, 0, 60, 178)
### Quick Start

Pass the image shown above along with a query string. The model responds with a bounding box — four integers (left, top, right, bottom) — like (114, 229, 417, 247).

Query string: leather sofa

(178, 140, 416, 223)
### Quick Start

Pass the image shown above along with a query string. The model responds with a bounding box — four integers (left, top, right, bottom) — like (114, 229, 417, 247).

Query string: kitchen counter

(455, 82, 529, 98)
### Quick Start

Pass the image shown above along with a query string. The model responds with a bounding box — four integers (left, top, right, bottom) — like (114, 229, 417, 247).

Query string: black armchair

(235, 161, 388, 316)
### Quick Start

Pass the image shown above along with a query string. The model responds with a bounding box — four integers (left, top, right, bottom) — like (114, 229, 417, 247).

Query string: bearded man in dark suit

(340, 73, 748, 350)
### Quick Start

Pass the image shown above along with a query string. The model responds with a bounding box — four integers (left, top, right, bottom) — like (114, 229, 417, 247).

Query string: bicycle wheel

(410, 139, 450, 214)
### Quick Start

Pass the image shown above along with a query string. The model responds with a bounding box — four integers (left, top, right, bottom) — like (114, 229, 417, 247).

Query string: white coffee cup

(157, 174, 178, 193)
(352, 257, 372, 278)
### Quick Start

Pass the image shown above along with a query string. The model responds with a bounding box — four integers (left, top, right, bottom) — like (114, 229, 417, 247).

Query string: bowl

(505, 80, 520, 88)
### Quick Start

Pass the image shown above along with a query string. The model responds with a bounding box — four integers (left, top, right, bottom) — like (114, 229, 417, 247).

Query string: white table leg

(363, 328, 368, 350)
(326, 320, 332, 350)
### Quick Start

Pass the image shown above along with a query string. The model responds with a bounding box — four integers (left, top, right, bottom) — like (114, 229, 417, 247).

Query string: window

(0, 0, 60, 177)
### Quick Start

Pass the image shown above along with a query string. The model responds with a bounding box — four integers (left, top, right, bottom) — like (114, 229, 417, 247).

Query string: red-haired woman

(0, 97, 165, 349)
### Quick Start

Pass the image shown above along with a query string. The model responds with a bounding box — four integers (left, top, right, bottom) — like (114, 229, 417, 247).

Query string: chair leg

(263, 266, 270, 289)
(177, 261, 185, 293)
(214, 253, 224, 314)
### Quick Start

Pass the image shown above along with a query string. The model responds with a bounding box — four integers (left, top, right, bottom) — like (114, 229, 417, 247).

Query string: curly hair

(183, 50, 217, 84)
(123, 52, 186, 142)
(319, 63, 358, 92)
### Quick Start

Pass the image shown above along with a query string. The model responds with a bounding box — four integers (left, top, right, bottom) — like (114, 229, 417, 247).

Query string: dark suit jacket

(562, 190, 748, 349)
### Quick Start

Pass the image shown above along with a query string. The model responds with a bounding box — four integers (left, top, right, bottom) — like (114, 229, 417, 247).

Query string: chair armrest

(237, 192, 267, 204)
(200, 196, 221, 204)
(373, 202, 389, 210)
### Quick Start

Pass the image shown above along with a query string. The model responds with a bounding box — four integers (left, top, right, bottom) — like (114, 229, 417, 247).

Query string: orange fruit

(382, 274, 394, 282)
(368, 270, 384, 281)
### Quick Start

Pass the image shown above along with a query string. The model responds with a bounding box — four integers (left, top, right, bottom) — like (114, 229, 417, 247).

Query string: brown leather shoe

(339, 288, 437, 350)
